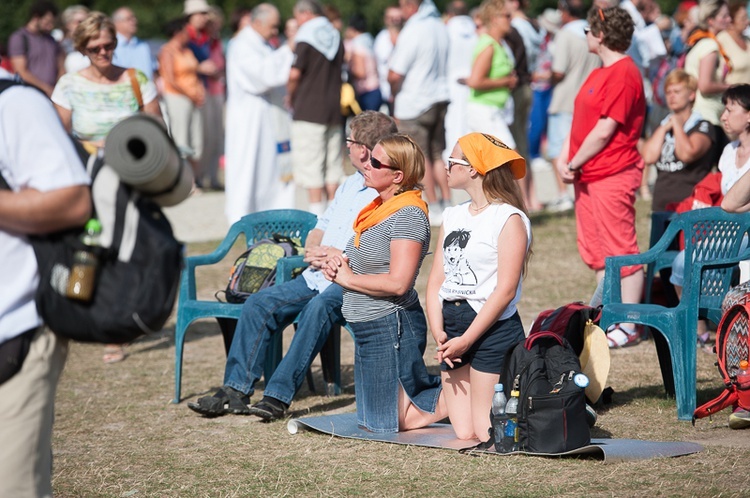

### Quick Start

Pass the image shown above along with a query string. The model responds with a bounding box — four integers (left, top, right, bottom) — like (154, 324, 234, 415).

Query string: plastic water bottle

(738, 360, 750, 390)
(503, 389, 520, 452)
(491, 383, 508, 453)
(66, 219, 102, 302)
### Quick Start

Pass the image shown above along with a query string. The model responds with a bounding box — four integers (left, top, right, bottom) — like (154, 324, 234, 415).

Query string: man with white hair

(224, 3, 295, 223)
(112, 7, 155, 80)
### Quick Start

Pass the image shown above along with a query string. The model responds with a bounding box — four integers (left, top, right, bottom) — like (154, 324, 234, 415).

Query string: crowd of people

(5, 0, 750, 495)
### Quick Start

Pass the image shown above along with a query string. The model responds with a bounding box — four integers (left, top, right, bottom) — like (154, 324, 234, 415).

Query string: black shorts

(441, 300, 525, 374)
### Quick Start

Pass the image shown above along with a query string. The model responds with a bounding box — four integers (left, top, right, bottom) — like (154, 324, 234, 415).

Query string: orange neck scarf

(687, 29, 733, 74)
(352, 189, 428, 247)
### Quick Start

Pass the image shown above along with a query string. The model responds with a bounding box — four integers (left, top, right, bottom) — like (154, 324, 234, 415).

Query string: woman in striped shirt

(324, 134, 448, 433)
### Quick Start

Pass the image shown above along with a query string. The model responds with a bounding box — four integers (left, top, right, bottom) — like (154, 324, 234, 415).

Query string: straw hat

(184, 0, 210, 16)
(579, 322, 611, 404)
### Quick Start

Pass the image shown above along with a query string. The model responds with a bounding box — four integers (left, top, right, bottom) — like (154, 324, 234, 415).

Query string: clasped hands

(433, 331, 470, 368)
(305, 245, 352, 284)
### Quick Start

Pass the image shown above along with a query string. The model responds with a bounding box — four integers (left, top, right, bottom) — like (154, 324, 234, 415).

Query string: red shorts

(574, 163, 643, 277)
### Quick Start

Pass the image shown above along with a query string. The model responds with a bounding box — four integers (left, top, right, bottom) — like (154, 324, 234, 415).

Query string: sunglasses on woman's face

(369, 156, 399, 171)
(446, 157, 471, 173)
(85, 42, 116, 55)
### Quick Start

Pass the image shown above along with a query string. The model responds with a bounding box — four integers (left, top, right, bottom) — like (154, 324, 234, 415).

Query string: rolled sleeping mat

(104, 114, 194, 207)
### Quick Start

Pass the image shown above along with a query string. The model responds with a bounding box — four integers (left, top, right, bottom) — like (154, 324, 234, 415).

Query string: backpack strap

(693, 389, 738, 425)
(525, 331, 563, 350)
(126, 68, 144, 112)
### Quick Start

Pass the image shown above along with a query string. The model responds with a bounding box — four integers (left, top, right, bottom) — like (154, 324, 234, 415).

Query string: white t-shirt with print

(438, 202, 531, 321)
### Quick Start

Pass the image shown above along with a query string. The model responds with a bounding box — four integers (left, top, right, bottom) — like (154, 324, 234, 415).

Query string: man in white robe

(224, 3, 294, 224)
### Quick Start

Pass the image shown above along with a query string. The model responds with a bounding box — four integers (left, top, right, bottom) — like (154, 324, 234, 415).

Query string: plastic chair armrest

(277, 255, 309, 284)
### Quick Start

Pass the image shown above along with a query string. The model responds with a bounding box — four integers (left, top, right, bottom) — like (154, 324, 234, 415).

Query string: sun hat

(184, 0, 210, 16)
(457, 132, 526, 179)
(538, 9, 562, 35)
(579, 322, 611, 404)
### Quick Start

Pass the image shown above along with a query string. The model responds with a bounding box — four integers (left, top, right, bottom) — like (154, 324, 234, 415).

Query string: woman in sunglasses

(323, 134, 448, 433)
(555, 6, 646, 348)
(52, 12, 161, 152)
(425, 132, 531, 441)
(51, 11, 161, 365)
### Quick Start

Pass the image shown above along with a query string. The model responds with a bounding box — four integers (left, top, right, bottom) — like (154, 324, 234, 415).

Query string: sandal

(698, 332, 714, 354)
(103, 345, 126, 364)
(248, 396, 287, 421)
(187, 387, 251, 417)
(606, 325, 641, 349)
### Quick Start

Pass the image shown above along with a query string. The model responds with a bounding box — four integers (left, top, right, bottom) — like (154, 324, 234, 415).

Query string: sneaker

(546, 195, 574, 213)
(729, 408, 750, 429)
(248, 396, 288, 421)
(187, 386, 251, 417)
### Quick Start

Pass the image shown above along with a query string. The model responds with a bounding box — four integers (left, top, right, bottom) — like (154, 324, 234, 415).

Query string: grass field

(52, 200, 750, 497)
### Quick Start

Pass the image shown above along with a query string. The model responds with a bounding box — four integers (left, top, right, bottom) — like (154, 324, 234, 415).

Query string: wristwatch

(567, 162, 576, 172)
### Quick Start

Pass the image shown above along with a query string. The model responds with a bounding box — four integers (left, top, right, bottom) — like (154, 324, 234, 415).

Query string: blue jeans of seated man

(223, 276, 344, 404)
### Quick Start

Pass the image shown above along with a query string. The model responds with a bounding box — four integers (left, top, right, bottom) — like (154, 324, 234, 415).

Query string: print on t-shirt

(443, 229, 477, 286)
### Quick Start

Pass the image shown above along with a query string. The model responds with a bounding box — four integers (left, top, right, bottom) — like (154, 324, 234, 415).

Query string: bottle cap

(741, 360, 749, 369)
(85, 218, 102, 234)
(495, 383, 504, 392)
(510, 390, 519, 397)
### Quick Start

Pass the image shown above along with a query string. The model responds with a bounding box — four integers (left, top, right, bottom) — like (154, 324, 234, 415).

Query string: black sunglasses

(84, 41, 116, 55)
(369, 156, 399, 171)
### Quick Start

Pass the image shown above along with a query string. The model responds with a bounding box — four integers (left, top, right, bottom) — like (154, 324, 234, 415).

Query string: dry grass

(53, 200, 750, 497)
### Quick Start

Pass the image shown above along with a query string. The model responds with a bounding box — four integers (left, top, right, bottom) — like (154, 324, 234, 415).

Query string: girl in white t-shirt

(426, 132, 532, 442)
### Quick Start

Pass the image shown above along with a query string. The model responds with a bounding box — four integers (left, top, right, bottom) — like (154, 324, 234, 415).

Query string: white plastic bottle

(491, 383, 508, 453)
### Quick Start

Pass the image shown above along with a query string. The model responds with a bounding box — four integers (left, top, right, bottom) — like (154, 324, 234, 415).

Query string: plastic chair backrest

(680, 209, 750, 312)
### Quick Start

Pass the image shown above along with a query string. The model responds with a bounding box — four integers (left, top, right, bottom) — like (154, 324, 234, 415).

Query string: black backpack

(0, 79, 183, 344)
(500, 332, 591, 453)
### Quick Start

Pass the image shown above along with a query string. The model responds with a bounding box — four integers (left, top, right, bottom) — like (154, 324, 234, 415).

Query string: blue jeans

(528, 87, 552, 159)
(223, 277, 344, 404)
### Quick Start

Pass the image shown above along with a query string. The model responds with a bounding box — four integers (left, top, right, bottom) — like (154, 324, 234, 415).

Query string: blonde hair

(479, 0, 506, 26)
(377, 134, 425, 194)
(481, 166, 533, 275)
(73, 12, 116, 53)
(664, 68, 698, 93)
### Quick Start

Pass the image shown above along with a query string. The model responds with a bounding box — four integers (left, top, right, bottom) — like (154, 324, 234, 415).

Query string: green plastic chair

(600, 208, 750, 420)
(173, 209, 317, 403)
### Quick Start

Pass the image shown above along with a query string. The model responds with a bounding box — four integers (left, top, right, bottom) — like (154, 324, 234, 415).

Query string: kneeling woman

(426, 132, 531, 441)
(324, 134, 447, 433)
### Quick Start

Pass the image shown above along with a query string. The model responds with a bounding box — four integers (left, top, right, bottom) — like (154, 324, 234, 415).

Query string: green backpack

(221, 234, 303, 304)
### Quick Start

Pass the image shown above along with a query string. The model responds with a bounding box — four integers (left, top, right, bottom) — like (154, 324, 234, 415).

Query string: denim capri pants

(349, 302, 442, 433)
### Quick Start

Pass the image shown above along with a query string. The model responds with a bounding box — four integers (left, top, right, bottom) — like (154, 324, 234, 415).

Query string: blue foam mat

(288, 413, 703, 463)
